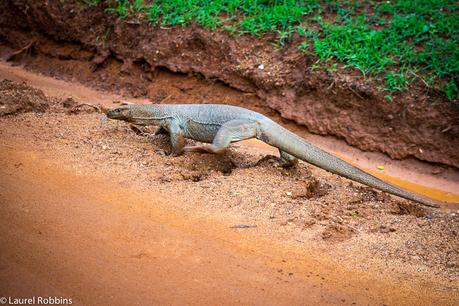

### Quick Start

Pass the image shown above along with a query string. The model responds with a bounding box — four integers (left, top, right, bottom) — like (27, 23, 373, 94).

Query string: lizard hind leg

(184, 119, 259, 155)
(278, 150, 298, 168)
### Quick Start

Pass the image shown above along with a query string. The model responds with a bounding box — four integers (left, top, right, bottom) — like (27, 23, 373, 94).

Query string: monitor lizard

(107, 103, 443, 208)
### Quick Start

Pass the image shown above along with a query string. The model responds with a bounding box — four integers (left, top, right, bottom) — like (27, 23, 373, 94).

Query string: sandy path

(1, 144, 453, 306)
(0, 147, 370, 305)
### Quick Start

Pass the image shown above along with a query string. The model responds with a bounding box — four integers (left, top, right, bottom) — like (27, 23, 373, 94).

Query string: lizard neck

(127, 105, 169, 125)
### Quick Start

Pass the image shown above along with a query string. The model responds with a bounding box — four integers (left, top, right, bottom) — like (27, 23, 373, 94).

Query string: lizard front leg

(165, 119, 185, 156)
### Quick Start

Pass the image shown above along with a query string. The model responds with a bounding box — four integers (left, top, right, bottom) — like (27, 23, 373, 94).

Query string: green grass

(79, 0, 101, 6)
(84, 0, 459, 101)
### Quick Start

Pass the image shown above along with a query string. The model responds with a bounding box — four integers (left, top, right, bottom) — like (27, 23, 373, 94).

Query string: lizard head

(106, 105, 132, 121)
(106, 104, 159, 125)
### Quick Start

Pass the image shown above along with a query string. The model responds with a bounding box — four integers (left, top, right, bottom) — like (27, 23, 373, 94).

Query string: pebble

(417, 220, 430, 227)
(379, 225, 395, 233)
(445, 262, 456, 268)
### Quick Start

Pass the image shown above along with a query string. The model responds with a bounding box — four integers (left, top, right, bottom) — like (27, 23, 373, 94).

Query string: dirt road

(0, 147, 353, 305)
(0, 63, 458, 305)
(0, 142, 454, 306)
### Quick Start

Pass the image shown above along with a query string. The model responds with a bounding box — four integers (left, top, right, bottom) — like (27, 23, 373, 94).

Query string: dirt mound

(0, 79, 50, 116)
(0, 0, 458, 168)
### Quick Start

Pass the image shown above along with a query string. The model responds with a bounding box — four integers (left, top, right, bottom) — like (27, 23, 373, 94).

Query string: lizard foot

(184, 145, 226, 155)
(254, 155, 298, 168)
(277, 158, 299, 168)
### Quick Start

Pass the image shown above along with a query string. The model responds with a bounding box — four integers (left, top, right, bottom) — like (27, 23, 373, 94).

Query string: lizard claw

(154, 149, 167, 156)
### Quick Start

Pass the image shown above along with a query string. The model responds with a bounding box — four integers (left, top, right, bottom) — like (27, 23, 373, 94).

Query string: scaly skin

(107, 104, 441, 208)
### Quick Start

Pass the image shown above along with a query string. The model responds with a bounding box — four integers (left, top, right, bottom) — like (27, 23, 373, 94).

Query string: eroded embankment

(0, 0, 458, 168)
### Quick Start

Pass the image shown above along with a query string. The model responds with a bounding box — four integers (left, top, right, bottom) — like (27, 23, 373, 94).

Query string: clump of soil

(390, 201, 426, 218)
(291, 177, 331, 200)
(321, 224, 355, 242)
(0, 79, 49, 116)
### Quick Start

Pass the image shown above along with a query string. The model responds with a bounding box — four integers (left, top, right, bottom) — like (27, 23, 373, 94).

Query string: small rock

(379, 225, 395, 233)
(159, 176, 172, 183)
(303, 219, 316, 228)
(280, 218, 295, 226)
(257, 64, 265, 70)
(417, 219, 430, 227)
(62, 96, 78, 109)
(446, 262, 456, 268)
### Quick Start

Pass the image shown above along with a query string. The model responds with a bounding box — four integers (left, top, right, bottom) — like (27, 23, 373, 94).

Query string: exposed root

(6, 39, 36, 61)
(68, 103, 102, 114)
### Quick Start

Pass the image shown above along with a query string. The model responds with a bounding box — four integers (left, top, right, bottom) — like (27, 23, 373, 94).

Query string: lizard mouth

(106, 111, 118, 119)
(106, 108, 126, 120)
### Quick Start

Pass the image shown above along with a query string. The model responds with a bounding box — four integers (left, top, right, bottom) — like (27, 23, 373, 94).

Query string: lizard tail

(261, 120, 441, 208)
